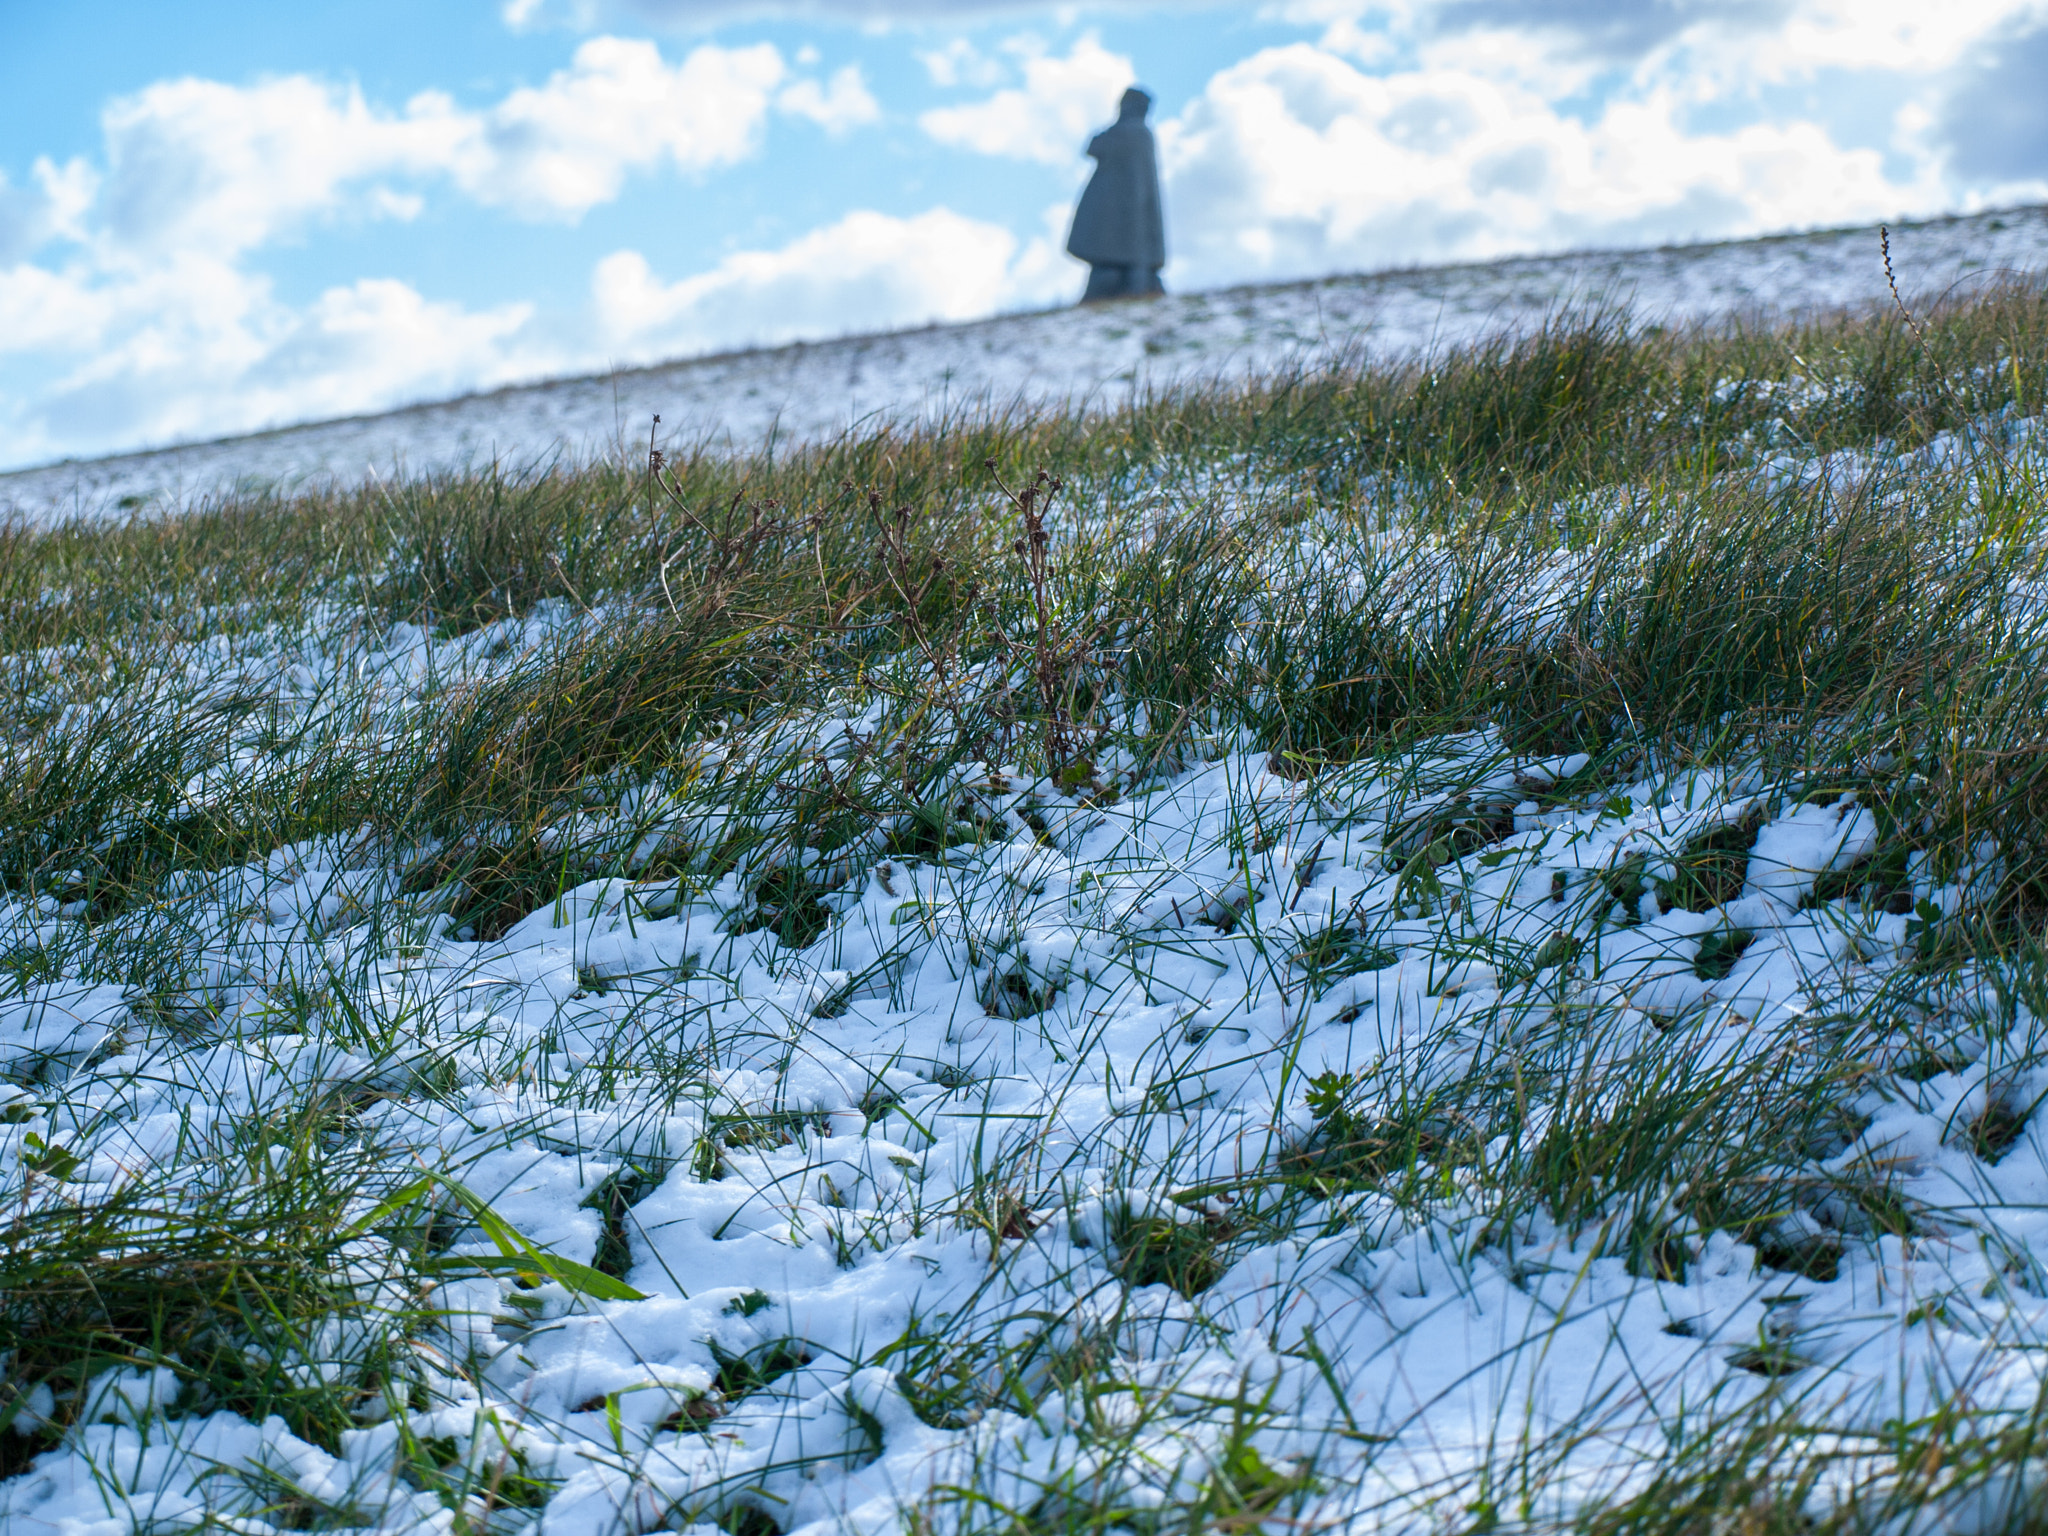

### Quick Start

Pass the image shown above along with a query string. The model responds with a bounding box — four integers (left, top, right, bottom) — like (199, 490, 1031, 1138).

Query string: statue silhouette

(1067, 87, 1166, 302)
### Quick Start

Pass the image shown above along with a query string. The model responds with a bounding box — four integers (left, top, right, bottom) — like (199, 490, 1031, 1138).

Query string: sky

(1, 0, 2044, 473)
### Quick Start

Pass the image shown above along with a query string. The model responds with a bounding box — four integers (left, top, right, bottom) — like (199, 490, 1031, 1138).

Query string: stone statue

(1067, 87, 1166, 302)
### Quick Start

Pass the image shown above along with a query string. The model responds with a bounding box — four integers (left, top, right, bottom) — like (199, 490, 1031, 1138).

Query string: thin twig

(1880, 226, 1928, 349)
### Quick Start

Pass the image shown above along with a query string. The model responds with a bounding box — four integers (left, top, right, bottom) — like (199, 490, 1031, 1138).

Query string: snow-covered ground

(7, 205, 2048, 1535)
(7, 397, 2048, 1532)
(5, 205, 2046, 524)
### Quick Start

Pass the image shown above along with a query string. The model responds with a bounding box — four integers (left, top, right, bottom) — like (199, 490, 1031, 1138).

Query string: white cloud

(450, 36, 788, 218)
(0, 32, 904, 467)
(1427, 0, 1790, 67)
(1263, 0, 2042, 94)
(80, 36, 815, 256)
(919, 35, 1136, 165)
(776, 65, 883, 134)
(1156, 43, 1944, 289)
(0, 180, 49, 266)
(1939, 8, 2048, 192)
(0, 158, 97, 264)
(0, 196, 1080, 467)
(231, 279, 539, 427)
(916, 39, 1007, 89)
(1258, 0, 1414, 63)
(0, 252, 544, 465)
(0, 260, 115, 355)
(509, 0, 1168, 27)
(96, 76, 462, 257)
(1713, 0, 2038, 81)
(9, 0, 2039, 472)
(592, 206, 1063, 360)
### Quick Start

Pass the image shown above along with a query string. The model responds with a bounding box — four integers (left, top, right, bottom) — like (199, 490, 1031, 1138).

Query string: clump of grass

(0, 1130, 407, 1473)
(710, 1339, 809, 1402)
(1110, 1210, 1228, 1298)
(7, 267, 2048, 1536)
(1276, 1069, 1477, 1205)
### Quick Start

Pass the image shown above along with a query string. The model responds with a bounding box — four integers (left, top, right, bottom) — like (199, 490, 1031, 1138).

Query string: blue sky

(2, 0, 2044, 471)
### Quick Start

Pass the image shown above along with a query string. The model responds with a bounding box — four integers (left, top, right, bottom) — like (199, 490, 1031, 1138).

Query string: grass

(3, 276, 2048, 1533)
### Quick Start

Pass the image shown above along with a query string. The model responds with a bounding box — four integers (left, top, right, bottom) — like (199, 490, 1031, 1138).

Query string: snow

(6, 503, 2048, 1531)
(5, 205, 2047, 523)
(6, 219, 2048, 1535)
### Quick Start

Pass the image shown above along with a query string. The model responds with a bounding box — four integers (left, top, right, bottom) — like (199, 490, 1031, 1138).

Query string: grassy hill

(7, 202, 2046, 524)
(3, 279, 2048, 1533)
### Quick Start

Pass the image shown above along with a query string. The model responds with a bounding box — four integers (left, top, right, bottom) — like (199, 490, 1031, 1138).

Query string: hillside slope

(5, 252, 2048, 1534)
(5, 204, 2046, 523)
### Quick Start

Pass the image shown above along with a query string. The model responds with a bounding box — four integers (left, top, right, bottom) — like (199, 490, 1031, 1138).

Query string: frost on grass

(7, 294, 2048, 1534)
(6, 203, 2048, 523)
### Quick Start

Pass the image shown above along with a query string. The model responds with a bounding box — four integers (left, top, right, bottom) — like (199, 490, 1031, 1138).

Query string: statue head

(1118, 87, 1152, 122)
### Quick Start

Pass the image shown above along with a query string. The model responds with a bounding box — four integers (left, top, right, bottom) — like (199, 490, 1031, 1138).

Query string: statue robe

(1066, 111, 1166, 273)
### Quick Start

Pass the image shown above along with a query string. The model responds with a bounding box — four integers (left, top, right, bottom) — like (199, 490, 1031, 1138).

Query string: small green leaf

(425, 1251, 649, 1302)
(349, 1170, 649, 1300)
(341, 1174, 439, 1240)
(21, 1131, 80, 1180)
(1305, 1070, 1356, 1126)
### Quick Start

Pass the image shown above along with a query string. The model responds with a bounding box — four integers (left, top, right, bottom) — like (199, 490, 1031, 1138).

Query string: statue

(1066, 87, 1166, 302)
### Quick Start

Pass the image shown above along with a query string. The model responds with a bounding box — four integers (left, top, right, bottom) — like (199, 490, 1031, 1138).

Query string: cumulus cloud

(1939, 9, 2048, 187)
(776, 65, 883, 134)
(1274, 0, 2041, 86)
(630, 0, 1009, 16)
(0, 260, 115, 355)
(917, 39, 1009, 90)
(232, 279, 538, 426)
(510, 0, 1170, 29)
(10, 0, 2042, 471)
(1737, 0, 2038, 78)
(919, 35, 1135, 165)
(1428, 0, 1789, 60)
(96, 76, 462, 256)
(1, 252, 543, 465)
(0, 196, 1076, 466)
(79, 35, 836, 255)
(450, 36, 787, 217)
(0, 159, 96, 265)
(0, 33, 878, 465)
(591, 206, 1063, 359)
(1158, 43, 1937, 287)
(0, 183, 49, 267)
